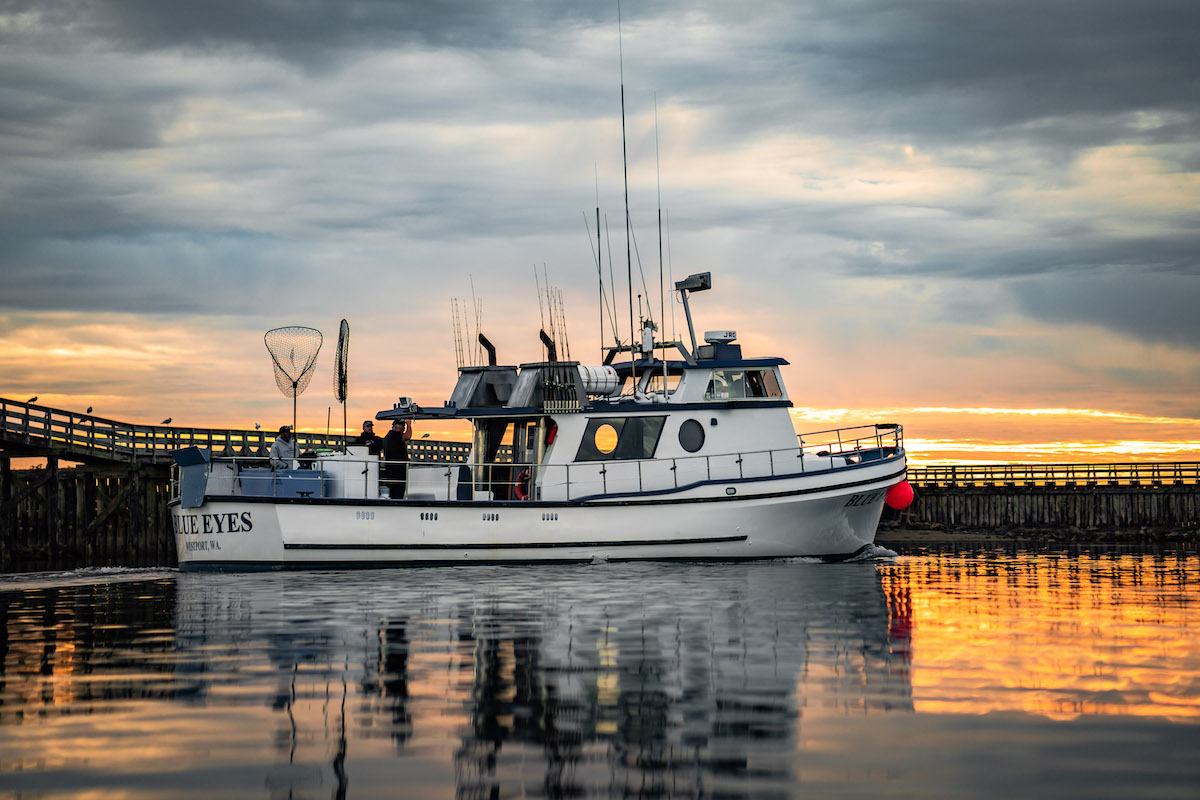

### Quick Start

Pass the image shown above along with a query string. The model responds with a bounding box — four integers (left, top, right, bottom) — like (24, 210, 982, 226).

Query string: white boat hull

(171, 460, 904, 569)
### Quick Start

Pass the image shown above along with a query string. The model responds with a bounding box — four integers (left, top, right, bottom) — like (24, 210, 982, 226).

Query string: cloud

(1012, 269, 1200, 349)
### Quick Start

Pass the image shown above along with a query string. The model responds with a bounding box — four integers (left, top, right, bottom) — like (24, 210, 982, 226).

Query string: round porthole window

(594, 423, 619, 455)
(679, 419, 705, 453)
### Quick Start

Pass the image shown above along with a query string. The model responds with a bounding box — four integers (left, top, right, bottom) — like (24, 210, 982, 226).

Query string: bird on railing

(27, 396, 36, 403)
(255, 422, 261, 430)
(161, 417, 172, 425)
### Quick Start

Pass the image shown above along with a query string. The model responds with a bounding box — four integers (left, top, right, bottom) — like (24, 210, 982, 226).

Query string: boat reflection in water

(170, 562, 910, 798)
(4, 550, 1199, 798)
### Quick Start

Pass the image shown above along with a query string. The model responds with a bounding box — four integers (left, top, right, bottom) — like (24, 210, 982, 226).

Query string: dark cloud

(651, 1, 1200, 156)
(0, 0, 638, 67)
(805, 0, 1199, 119)
(834, 228, 1200, 280)
(1012, 270, 1200, 349)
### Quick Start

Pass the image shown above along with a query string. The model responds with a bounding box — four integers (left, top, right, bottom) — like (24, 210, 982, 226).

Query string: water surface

(1, 547, 1197, 798)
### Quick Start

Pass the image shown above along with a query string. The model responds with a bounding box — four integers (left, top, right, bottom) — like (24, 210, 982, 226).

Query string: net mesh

(334, 319, 349, 402)
(264, 326, 323, 398)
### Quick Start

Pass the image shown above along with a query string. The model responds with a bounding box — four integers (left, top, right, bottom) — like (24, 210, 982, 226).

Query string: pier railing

(907, 462, 1200, 487)
(0, 397, 470, 465)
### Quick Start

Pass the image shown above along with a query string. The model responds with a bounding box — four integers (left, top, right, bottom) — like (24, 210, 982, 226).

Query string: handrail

(170, 423, 905, 503)
(0, 396, 475, 465)
(907, 462, 1200, 487)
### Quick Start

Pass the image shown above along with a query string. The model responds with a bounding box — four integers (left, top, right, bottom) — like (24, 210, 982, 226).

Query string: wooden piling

(0, 465, 174, 571)
(897, 483, 1200, 531)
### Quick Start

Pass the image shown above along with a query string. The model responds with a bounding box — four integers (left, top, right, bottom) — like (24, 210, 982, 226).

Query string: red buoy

(885, 480, 914, 510)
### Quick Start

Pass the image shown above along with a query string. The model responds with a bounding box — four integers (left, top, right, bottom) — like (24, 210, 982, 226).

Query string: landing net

(265, 326, 323, 398)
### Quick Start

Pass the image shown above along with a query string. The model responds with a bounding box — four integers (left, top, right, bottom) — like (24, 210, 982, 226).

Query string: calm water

(1, 546, 1198, 799)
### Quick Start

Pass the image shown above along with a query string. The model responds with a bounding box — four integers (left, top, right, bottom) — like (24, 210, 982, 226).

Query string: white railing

(171, 424, 904, 503)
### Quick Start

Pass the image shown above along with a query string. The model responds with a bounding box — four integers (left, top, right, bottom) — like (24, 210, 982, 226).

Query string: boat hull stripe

(283, 535, 749, 551)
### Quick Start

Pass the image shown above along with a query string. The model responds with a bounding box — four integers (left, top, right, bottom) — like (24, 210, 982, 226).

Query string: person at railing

(383, 419, 412, 498)
(269, 425, 298, 469)
(349, 419, 384, 456)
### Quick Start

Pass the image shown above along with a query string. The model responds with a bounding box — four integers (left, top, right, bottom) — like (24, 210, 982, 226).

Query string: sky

(2, 0, 1199, 464)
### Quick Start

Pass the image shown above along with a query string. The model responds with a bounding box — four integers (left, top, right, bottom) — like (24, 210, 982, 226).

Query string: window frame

(574, 416, 668, 462)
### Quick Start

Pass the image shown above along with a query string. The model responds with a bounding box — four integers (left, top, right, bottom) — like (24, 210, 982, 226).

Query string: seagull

(86, 406, 93, 413)
(27, 396, 37, 403)
(161, 417, 172, 425)
(421, 433, 430, 438)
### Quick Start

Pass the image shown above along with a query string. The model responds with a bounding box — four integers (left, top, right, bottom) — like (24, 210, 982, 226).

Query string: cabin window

(642, 369, 682, 396)
(678, 419, 705, 453)
(747, 369, 783, 398)
(704, 369, 782, 400)
(575, 416, 667, 461)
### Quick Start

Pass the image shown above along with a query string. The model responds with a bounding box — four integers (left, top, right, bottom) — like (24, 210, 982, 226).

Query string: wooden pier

(897, 463, 1200, 531)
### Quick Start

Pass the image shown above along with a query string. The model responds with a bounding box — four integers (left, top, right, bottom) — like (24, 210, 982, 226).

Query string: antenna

(596, 165, 603, 361)
(655, 95, 667, 391)
(334, 319, 349, 449)
(666, 208, 676, 343)
(655, 92, 665, 360)
(265, 326, 323, 439)
(584, 212, 620, 351)
(618, 0, 636, 384)
(604, 214, 620, 348)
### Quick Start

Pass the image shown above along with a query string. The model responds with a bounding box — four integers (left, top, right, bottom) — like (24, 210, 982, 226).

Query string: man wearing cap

(383, 419, 413, 498)
(269, 425, 299, 469)
(349, 420, 384, 456)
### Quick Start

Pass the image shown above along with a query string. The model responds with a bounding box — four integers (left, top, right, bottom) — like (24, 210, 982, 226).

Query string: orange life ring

(514, 468, 531, 500)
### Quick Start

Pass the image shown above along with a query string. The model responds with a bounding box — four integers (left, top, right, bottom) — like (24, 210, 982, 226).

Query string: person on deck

(383, 419, 412, 498)
(269, 425, 298, 469)
(350, 420, 384, 455)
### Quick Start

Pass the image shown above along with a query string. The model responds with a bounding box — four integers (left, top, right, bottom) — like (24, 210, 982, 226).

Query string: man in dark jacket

(349, 420, 384, 455)
(383, 419, 412, 498)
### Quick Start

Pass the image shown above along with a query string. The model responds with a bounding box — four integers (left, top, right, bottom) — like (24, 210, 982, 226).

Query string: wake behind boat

(170, 273, 908, 569)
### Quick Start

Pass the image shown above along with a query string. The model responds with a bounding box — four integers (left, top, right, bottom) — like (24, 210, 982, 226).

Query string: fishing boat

(170, 272, 908, 569)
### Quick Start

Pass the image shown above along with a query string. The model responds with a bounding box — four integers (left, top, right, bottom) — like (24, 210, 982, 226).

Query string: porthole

(679, 419, 705, 453)
(594, 423, 619, 455)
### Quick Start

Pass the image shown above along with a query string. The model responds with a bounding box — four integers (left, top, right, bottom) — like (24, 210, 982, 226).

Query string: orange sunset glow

(877, 553, 1200, 723)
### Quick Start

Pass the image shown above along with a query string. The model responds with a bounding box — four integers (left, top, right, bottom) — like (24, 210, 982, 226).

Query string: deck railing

(906, 462, 1200, 487)
(171, 424, 905, 503)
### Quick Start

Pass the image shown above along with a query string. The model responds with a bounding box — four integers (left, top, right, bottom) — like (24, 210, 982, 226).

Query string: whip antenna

(265, 325, 323, 439)
(334, 319, 349, 449)
(618, 0, 636, 383)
